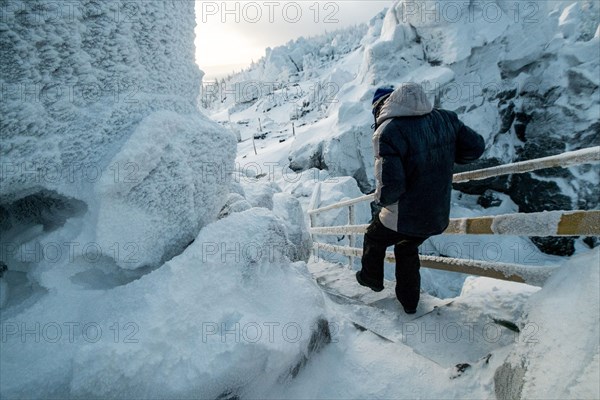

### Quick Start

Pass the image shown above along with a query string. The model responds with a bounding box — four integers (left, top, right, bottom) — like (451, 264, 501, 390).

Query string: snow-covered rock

(272, 193, 312, 262)
(286, 100, 375, 192)
(218, 193, 253, 219)
(95, 110, 236, 269)
(0, 1, 237, 272)
(0, 208, 328, 398)
(494, 249, 600, 399)
(240, 180, 282, 209)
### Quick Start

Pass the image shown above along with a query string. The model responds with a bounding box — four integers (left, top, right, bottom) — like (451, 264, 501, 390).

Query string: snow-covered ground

(1, 0, 599, 399)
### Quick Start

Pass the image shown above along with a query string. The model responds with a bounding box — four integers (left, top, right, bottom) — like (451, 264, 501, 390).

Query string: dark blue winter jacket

(373, 83, 485, 237)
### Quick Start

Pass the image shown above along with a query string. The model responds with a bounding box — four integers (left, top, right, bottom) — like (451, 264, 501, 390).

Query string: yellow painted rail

(309, 210, 600, 237)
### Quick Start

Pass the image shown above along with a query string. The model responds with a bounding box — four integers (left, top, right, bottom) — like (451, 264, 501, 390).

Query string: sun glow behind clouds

(194, 1, 391, 80)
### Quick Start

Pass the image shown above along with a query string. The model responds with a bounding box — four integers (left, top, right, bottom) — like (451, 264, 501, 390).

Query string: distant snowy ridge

(205, 23, 369, 86)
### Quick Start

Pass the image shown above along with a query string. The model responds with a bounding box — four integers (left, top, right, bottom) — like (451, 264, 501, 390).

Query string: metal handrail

(313, 242, 556, 286)
(308, 146, 599, 216)
(308, 194, 373, 215)
(308, 146, 600, 286)
(453, 146, 599, 183)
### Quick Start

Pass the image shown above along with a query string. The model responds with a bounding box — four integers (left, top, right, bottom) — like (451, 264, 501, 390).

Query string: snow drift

(494, 249, 600, 399)
(0, 209, 328, 398)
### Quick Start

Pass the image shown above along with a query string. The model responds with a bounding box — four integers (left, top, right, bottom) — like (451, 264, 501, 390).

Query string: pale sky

(195, 1, 391, 80)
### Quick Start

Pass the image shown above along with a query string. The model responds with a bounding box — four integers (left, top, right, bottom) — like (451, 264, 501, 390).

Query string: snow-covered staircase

(308, 260, 535, 372)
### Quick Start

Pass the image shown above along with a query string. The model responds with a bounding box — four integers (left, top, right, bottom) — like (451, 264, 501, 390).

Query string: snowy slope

(495, 250, 600, 399)
(209, 0, 599, 257)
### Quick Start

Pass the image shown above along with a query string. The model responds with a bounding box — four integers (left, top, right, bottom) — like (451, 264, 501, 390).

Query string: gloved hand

(369, 201, 382, 223)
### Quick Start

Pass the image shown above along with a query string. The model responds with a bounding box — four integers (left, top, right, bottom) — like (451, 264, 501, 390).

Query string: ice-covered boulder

(231, 181, 311, 262)
(218, 193, 253, 219)
(0, 2, 236, 271)
(240, 180, 282, 209)
(288, 101, 375, 193)
(95, 110, 236, 269)
(0, 208, 329, 398)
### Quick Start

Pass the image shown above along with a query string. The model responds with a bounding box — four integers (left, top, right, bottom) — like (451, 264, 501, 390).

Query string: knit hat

(372, 86, 394, 115)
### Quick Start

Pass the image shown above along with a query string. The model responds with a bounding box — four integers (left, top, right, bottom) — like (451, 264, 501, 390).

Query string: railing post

(348, 204, 356, 269)
(308, 183, 321, 261)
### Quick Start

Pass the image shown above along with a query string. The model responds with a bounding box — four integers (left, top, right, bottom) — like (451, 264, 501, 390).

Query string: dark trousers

(360, 215, 426, 310)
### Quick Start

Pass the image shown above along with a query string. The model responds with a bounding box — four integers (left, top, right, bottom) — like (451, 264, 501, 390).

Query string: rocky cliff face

(367, 1, 599, 257)
(399, 0, 600, 255)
